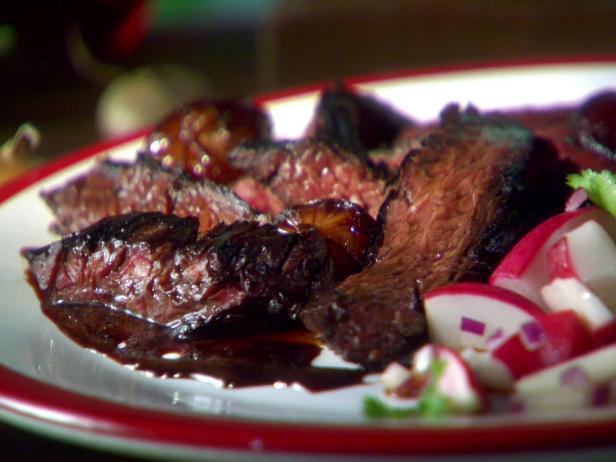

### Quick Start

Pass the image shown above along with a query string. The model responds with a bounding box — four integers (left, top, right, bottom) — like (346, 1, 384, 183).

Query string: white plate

(1, 58, 616, 461)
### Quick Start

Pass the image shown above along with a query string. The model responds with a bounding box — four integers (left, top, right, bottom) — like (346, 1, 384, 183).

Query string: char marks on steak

(300, 105, 574, 369)
(229, 139, 388, 218)
(231, 175, 285, 216)
(146, 98, 272, 183)
(304, 82, 414, 157)
(276, 199, 383, 280)
(368, 124, 436, 173)
(506, 106, 616, 172)
(23, 213, 335, 339)
(42, 154, 256, 235)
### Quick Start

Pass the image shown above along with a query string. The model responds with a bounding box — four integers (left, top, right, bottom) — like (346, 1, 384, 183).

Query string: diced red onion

(565, 188, 589, 212)
(560, 366, 592, 390)
(460, 317, 486, 336)
(520, 321, 546, 351)
(592, 383, 610, 407)
(510, 396, 525, 414)
(485, 328, 504, 349)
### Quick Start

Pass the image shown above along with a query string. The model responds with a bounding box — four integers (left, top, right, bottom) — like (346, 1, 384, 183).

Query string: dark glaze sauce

(40, 301, 366, 391)
(30, 91, 616, 395)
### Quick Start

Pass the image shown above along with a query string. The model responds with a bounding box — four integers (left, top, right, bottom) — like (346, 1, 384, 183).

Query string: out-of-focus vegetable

(489, 207, 616, 309)
(96, 64, 209, 139)
(0, 123, 40, 162)
(572, 91, 616, 159)
(567, 170, 616, 218)
(364, 358, 451, 419)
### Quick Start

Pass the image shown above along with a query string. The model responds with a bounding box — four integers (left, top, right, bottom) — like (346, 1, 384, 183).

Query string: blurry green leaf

(0, 24, 16, 58)
(567, 169, 616, 218)
(363, 358, 452, 419)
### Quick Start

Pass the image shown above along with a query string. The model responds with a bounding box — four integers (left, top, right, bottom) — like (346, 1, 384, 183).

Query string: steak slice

(229, 139, 388, 218)
(368, 123, 436, 172)
(300, 105, 574, 369)
(506, 107, 616, 172)
(42, 154, 256, 235)
(304, 82, 414, 157)
(23, 213, 335, 339)
(231, 175, 285, 216)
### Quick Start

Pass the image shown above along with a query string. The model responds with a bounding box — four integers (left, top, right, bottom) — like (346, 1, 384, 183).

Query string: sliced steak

(23, 213, 335, 339)
(145, 98, 272, 183)
(300, 105, 574, 369)
(369, 123, 436, 172)
(506, 106, 616, 172)
(229, 139, 388, 218)
(42, 154, 256, 235)
(231, 175, 285, 216)
(304, 82, 414, 157)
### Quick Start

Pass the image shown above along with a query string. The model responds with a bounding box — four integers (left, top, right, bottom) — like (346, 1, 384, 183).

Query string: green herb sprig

(363, 359, 451, 419)
(567, 169, 616, 218)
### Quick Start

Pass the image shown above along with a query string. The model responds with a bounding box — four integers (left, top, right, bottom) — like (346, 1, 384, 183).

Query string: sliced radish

(592, 318, 616, 348)
(381, 362, 412, 392)
(490, 207, 616, 309)
(547, 220, 616, 310)
(564, 188, 589, 212)
(515, 343, 616, 395)
(462, 310, 592, 391)
(412, 344, 487, 413)
(541, 278, 615, 330)
(513, 383, 603, 413)
(425, 283, 546, 351)
(461, 348, 514, 391)
(494, 311, 590, 375)
(514, 343, 616, 411)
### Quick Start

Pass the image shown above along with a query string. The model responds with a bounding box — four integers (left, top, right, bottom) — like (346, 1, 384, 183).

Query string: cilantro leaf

(567, 169, 616, 218)
(362, 396, 418, 419)
(416, 359, 451, 418)
(363, 358, 452, 419)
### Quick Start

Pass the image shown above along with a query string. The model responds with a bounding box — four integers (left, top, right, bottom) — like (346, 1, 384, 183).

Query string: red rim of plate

(2, 56, 616, 457)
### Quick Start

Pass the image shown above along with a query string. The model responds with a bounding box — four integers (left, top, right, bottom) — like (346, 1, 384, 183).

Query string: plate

(1, 58, 616, 461)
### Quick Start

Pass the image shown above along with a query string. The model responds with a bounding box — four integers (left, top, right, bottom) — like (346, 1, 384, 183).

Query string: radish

(462, 310, 592, 390)
(425, 283, 546, 351)
(461, 348, 514, 391)
(592, 318, 616, 348)
(541, 278, 615, 330)
(514, 343, 616, 411)
(516, 343, 616, 392)
(411, 344, 487, 413)
(489, 207, 616, 309)
(547, 220, 616, 310)
(564, 188, 589, 212)
(381, 362, 412, 392)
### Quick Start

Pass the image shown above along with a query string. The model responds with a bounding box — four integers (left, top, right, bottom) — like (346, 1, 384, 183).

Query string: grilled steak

(145, 98, 272, 183)
(23, 213, 335, 339)
(368, 124, 436, 172)
(506, 107, 616, 172)
(42, 154, 256, 235)
(305, 82, 414, 157)
(300, 105, 574, 369)
(229, 139, 388, 218)
(231, 176, 285, 216)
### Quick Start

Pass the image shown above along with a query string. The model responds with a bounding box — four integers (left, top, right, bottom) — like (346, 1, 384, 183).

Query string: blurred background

(1, 0, 616, 174)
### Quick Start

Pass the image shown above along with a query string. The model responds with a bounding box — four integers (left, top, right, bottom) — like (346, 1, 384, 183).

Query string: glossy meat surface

(305, 82, 414, 156)
(301, 106, 574, 369)
(42, 154, 256, 234)
(146, 99, 272, 183)
(23, 213, 335, 339)
(276, 199, 382, 280)
(229, 139, 388, 218)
